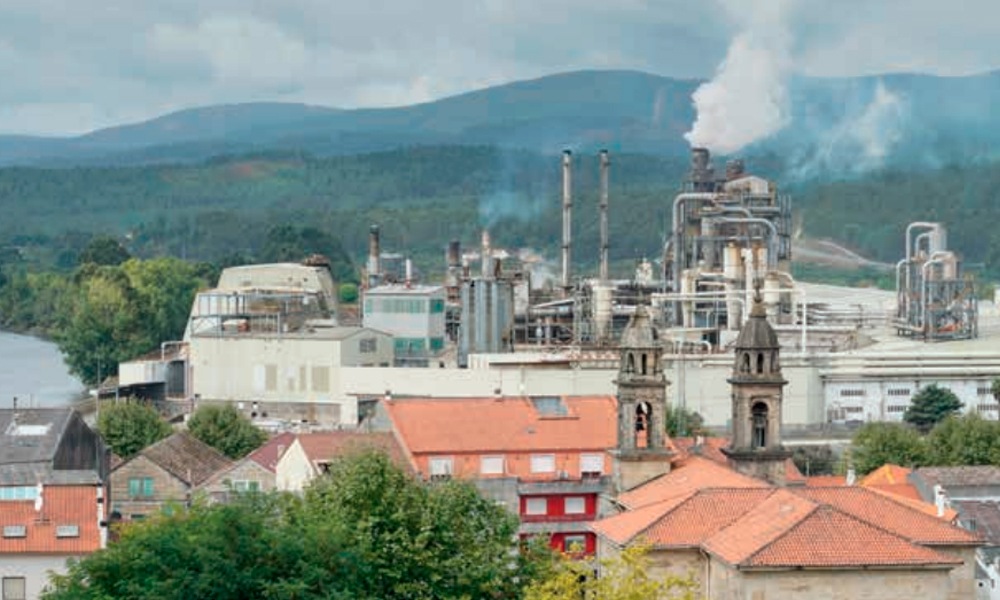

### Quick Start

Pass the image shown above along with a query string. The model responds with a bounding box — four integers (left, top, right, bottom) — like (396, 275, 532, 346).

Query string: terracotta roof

(643, 488, 775, 547)
(793, 487, 980, 546)
(806, 475, 847, 487)
(247, 432, 295, 473)
(671, 438, 804, 484)
(0, 485, 102, 554)
(296, 432, 407, 468)
(723, 505, 962, 569)
(861, 464, 912, 486)
(703, 489, 817, 564)
(618, 456, 768, 509)
(591, 495, 695, 545)
(385, 396, 618, 454)
(120, 432, 232, 487)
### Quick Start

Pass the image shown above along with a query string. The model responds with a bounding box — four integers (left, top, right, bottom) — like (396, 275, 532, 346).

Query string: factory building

(362, 284, 447, 366)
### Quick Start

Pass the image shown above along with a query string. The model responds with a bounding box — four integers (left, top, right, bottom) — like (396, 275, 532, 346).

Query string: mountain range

(2, 69, 1000, 173)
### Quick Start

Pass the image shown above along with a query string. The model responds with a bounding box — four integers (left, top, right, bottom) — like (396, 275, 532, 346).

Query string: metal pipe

(561, 150, 573, 291)
(921, 253, 950, 332)
(367, 224, 381, 287)
(715, 218, 779, 270)
(599, 150, 610, 283)
(671, 192, 720, 298)
(905, 222, 939, 301)
(481, 230, 491, 280)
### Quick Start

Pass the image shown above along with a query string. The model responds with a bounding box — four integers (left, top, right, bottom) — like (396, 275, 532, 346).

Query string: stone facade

(109, 455, 188, 519)
(197, 458, 276, 502)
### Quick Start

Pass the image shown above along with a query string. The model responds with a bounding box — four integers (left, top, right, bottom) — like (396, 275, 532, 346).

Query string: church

(595, 291, 981, 600)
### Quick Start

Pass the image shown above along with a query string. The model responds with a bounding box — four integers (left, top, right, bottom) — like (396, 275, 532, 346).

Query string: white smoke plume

(685, 0, 797, 154)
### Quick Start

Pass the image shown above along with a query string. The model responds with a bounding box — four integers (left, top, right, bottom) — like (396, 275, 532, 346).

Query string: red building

(385, 395, 619, 554)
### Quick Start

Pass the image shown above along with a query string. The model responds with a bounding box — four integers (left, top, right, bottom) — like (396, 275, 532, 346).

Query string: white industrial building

(362, 284, 446, 365)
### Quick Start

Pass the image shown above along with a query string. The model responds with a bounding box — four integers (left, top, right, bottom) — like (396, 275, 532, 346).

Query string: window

(564, 496, 586, 515)
(311, 366, 330, 393)
(752, 402, 768, 449)
(430, 298, 445, 313)
(887, 388, 912, 397)
(978, 387, 994, 396)
(56, 525, 80, 538)
(524, 498, 547, 515)
(530, 454, 555, 473)
(563, 534, 587, 553)
(232, 480, 261, 493)
(840, 389, 865, 397)
(580, 453, 604, 476)
(429, 337, 445, 352)
(0, 487, 38, 501)
(979, 404, 1000, 412)
(429, 457, 454, 479)
(887, 405, 908, 413)
(2, 577, 26, 600)
(2, 525, 25, 538)
(128, 477, 154, 498)
(359, 338, 378, 353)
(480, 456, 504, 475)
(265, 364, 278, 392)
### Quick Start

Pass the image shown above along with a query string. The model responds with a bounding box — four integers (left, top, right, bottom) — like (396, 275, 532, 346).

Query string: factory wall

(824, 377, 999, 423)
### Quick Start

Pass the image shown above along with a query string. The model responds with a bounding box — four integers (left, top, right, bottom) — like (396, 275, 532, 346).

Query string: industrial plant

(115, 147, 1000, 439)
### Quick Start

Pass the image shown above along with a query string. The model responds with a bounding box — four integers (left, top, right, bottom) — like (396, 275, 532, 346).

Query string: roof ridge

(738, 498, 821, 567)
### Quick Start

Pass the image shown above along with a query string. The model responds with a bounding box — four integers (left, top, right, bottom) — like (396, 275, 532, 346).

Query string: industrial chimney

(481, 229, 492, 280)
(688, 147, 714, 192)
(367, 224, 381, 288)
(561, 150, 573, 292)
(599, 149, 610, 282)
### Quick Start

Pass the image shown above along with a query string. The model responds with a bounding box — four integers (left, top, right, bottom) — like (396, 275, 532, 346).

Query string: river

(0, 331, 85, 409)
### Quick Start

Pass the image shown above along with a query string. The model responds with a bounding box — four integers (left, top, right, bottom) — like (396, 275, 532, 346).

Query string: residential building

(109, 432, 231, 519)
(196, 432, 294, 502)
(363, 284, 447, 366)
(275, 431, 406, 492)
(0, 408, 108, 600)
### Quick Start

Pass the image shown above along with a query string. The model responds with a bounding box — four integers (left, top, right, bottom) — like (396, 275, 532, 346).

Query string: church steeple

(723, 288, 794, 485)
(611, 303, 673, 493)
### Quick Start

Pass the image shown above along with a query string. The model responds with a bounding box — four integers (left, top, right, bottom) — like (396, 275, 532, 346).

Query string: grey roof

(914, 466, 1000, 488)
(0, 465, 100, 486)
(953, 500, 1000, 546)
(120, 432, 232, 487)
(734, 295, 778, 350)
(0, 408, 74, 466)
(620, 305, 659, 349)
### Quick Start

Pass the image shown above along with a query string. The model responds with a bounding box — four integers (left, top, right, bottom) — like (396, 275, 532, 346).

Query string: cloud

(0, 0, 997, 135)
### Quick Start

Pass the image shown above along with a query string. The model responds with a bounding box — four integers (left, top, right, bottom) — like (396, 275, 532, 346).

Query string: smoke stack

(599, 150, 610, 282)
(481, 229, 492, 280)
(404, 258, 413, 287)
(447, 240, 461, 269)
(688, 147, 714, 192)
(367, 225, 381, 287)
(561, 149, 573, 291)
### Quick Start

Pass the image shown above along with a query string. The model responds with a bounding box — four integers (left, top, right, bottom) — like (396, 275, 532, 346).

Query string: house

(384, 394, 619, 554)
(275, 431, 406, 492)
(588, 295, 981, 599)
(910, 467, 1000, 599)
(0, 408, 108, 600)
(196, 432, 295, 502)
(109, 432, 231, 519)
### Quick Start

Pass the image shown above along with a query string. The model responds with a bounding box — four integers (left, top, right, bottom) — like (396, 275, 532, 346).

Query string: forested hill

(2, 144, 1000, 280)
(3, 69, 1000, 171)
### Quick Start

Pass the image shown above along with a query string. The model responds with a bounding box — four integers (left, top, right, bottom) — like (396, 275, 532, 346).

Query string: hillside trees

(77, 235, 130, 266)
(259, 224, 358, 284)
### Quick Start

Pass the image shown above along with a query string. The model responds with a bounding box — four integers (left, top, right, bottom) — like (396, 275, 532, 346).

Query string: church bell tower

(612, 303, 673, 493)
(722, 289, 793, 485)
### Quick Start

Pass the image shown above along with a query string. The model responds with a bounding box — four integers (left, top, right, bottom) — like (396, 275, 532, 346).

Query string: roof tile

(0, 485, 101, 554)
(120, 432, 232, 486)
(618, 456, 767, 509)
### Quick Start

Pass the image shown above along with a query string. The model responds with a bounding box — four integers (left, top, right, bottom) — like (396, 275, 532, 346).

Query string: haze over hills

(2, 69, 1000, 174)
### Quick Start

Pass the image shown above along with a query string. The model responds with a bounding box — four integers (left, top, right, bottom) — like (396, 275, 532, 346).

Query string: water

(0, 331, 85, 408)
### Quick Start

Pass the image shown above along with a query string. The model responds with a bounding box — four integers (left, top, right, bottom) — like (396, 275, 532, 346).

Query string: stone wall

(110, 455, 188, 518)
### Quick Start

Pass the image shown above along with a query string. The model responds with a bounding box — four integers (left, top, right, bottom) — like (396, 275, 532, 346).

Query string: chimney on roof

(846, 468, 856, 486)
(934, 484, 947, 517)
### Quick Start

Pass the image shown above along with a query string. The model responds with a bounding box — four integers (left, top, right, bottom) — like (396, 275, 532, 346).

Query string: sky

(1, 0, 998, 136)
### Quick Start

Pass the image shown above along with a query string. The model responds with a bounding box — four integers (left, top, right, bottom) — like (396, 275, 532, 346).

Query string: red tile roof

(702, 490, 817, 565)
(0, 485, 102, 554)
(247, 432, 296, 473)
(385, 396, 619, 455)
(861, 464, 912, 487)
(793, 487, 980, 546)
(617, 456, 768, 509)
(296, 432, 408, 469)
(671, 437, 804, 484)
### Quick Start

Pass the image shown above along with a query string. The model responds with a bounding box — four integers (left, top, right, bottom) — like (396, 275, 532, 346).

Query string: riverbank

(0, 330, 85, 408)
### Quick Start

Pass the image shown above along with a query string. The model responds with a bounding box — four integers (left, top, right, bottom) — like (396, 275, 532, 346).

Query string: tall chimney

(446, 239, 461, 288)
(367, 225, 381, 287)
(481, 229, 492, 280)
(561, 149, 573, 291)
(599, 149, 610, 282)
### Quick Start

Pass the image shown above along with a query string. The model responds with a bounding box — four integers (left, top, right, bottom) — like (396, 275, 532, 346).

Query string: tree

(77, 235, 130, 266)
(925, 413, 1000, 466)
(904, 384, 964, 432)
(991, 377, 1000, 404)
(96, 401, 172, 459)
(850, 422, 927, 475)
(339, 282, 359, 304)
(259, 224, 358, 284)
(524, 543, 699, 600)
(665, 405, 705, 438)
(187, 404, 267, 459)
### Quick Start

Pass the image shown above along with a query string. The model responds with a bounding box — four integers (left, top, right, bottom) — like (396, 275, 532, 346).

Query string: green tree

(260, 224, 358, 284)
(96, 401, 172, 459)
(925, 413, 1000, 466)
(524, 543, 698, 600)
(665, 404, 705, 438)
(339, 282, 359, 303)
(991, 377, 1000, 404)
(187, 404, 267, 459)
(78, 235, 130, 266)
(904, 384, 964, 433)
(850, 422, 927, 475)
